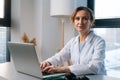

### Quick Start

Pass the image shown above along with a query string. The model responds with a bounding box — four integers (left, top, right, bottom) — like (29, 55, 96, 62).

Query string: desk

(0, 62, 120, 80)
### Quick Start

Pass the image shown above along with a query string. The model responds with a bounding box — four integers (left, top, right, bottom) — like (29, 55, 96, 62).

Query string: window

(93, 28, 120, 78)
(88, 0, 120, 27)
(95, 0, 120, 19)
(0, 0, 4, 18)
(0, 0, 11, 27)
(88, 0, 120, 78)
(0, 27, 7, 62)
(0, 0, 11, 63)
(0, 27, 10, 63)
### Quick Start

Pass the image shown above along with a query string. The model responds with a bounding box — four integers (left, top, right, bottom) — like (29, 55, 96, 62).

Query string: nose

(78, 18, 83, 25)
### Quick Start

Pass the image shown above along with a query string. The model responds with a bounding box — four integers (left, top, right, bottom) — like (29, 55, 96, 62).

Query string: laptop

(8, 42, 66, 79)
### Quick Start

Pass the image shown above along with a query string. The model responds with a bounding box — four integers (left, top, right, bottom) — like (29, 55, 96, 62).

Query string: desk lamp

(50, 0, 74, 48)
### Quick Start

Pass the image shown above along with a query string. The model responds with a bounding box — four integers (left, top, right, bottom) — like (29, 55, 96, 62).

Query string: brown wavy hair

(70, 6, 95, 25)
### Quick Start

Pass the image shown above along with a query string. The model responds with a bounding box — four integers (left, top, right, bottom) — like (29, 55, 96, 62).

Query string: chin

(77, 30, 83, 33)
(78, 28, 84, 32)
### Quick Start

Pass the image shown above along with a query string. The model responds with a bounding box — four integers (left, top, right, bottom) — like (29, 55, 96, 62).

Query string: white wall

(11, 0, 87, 61)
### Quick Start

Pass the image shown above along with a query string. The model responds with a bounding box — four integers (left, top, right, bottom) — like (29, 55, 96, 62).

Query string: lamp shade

(50, 0, 74, 17)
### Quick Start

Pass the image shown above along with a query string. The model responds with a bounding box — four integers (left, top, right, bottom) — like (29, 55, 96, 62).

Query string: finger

(47, 68, 54, 74)
(40, 63, 43, 68)
(40, 63, 44, 69)
(42, 63, 46, 69)
(42, 62, 50, 66)
(42, 66, 51, 72)
(46, 66, 56, 74)
(40, 63, 47, 70)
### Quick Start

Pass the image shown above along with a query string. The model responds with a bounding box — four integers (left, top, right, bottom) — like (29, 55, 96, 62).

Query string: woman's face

(74, 10, 92, 33)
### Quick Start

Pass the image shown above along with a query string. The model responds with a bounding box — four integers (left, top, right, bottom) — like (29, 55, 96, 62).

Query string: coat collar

(73, 30, 96, 56)
(75, 30, 95, 44)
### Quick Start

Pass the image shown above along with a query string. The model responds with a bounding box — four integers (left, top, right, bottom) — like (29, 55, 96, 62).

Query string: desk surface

(0, 62, 120, 80)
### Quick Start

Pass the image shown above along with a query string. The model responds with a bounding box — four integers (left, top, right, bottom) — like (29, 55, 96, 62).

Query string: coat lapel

(80, 31, 95, 59)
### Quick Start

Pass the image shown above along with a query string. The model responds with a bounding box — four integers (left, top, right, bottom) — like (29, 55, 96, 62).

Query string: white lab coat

(46, 30, 106, 75)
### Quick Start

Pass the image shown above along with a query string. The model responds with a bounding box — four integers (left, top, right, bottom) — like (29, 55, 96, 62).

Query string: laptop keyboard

(42, 72, 50, 76)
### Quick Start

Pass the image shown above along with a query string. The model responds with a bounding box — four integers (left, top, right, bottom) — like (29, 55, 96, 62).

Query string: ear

(30, 38, 36, 46)
(22, 33, 30, 43)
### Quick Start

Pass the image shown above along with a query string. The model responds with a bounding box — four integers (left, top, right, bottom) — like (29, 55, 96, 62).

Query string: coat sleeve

(69, 38, 106, 75)
(46, 38, 74, 66)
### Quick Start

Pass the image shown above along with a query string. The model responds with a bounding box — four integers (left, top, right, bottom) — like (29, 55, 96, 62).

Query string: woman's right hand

(40, 61, 52, 71)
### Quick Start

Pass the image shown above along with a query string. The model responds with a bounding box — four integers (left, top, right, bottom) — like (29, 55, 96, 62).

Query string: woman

(40, 6, 106, 75)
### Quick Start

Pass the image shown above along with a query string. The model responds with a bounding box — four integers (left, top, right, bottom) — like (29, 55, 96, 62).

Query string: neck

(79, 30, 90, 43)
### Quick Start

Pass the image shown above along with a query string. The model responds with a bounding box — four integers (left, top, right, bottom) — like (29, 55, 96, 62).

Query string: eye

(83, 16, 89, 20)
(75, 17, 80, 21)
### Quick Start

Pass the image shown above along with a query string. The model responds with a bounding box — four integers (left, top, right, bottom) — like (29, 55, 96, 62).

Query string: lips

(78, 25, 84, 28)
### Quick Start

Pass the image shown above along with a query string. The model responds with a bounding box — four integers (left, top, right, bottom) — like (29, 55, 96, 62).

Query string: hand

(42, 65, 70, 74)
(40, 61, 51, 71)
(42, 65, 59, 74)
